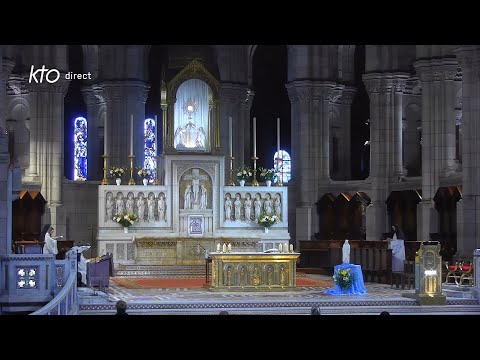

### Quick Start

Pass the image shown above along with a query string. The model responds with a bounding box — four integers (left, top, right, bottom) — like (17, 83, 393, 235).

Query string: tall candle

(277, 117, 281, 155)
(289, 244, 293, 252)
(130, 114, 134, 155)
(229, 116, 233, 157)
(155, 115, 158, 156)
(253, 117, 256, 157)
(216, 243, 220, 252)
(104, 113, 108, 156)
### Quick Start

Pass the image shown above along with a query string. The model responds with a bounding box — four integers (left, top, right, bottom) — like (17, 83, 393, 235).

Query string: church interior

(0, 44, 479, 315)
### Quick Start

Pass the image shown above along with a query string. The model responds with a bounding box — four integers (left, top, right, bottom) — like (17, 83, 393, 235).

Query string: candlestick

(154, 115, 160, 185)
(227, 243, 231, 253)
(222, 243, 227, 253)
(128, 155, 135, 185)
(277, 117, 280, 155)
(216, 243, 220, 252)
(253, 117, 256, 157)
(104, 113, 108, 156)
(278, 243, 282, 252)
(229, 116, 233, 157)
(251, 156, 259, 186)
(228, 156, 235, 186)
(284, 243, 288, 253)
(130, 114, 133, 155)
(101, 155, 109, 185)
(289, 244, 293, 253)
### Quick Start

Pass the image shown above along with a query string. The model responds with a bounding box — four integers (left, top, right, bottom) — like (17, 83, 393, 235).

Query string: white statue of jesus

(342, 239, 350, 264)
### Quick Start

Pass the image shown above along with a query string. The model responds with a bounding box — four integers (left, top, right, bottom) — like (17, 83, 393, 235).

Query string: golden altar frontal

(134, 237, 259, 265)
(208, 252, 300, 291)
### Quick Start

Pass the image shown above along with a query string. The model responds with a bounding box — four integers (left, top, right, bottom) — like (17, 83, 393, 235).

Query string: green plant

(113, 212, 139, 227)
(333, 267, 354, 292)
(259, 167, 275, 181)
(236, 165, 252, 181)
(257, 210, 280, 228)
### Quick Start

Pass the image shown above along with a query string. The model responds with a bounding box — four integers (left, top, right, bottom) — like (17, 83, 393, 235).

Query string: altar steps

(442, 283, 477, 299)
(114, 264, 206, 278)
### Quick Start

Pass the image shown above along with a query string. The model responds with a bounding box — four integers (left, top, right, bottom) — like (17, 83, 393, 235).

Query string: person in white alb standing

(387, 224, 406, 272)
(41, 224, 63, 255)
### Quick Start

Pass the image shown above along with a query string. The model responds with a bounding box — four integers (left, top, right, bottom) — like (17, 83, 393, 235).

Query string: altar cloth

(324, 263, 367, 295)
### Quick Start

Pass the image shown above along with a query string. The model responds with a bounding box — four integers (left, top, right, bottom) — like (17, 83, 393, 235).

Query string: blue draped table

(325, 263, 367, 295)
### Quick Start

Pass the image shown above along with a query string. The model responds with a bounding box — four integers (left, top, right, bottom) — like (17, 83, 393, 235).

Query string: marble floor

(78, 274, 480, 315)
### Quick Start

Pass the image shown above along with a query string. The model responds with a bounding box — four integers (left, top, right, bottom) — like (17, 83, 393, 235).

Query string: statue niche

(181, 168, 211, 210)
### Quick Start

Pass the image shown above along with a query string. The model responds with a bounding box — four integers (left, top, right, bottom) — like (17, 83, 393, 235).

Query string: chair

(403, 260, 415, 290)
(391, 260, 415, 290)
(458, 262, 474, 286)
(444, 261, 462, 285)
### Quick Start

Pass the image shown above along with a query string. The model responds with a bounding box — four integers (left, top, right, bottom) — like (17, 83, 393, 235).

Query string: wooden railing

(299, 240, 421, 284)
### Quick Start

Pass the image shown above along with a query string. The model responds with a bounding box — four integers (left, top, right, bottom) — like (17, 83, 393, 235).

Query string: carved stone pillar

(286, 80, 336, 242)
(414, 58, 458, 242)
(218, 83, 252, 177)
(453, 46, 480, 257)
(1, 57, 15, 133)
(25, 77, 70, 235)
(82, 86, 105, 180)
(337, 86, 356, 180)
(100, 81, 150, 169)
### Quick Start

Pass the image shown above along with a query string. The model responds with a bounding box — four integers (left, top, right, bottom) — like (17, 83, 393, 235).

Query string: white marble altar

(97, 154, 290, 266)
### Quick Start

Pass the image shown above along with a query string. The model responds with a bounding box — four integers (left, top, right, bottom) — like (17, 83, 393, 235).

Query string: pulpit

(86, 253, 114, 290)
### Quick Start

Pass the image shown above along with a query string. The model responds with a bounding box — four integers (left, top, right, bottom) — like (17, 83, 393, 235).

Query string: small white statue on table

(342, 239, 350, 264)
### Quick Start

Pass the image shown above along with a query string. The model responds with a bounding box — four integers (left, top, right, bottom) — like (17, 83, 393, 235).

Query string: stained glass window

(74, 116, 87, 181)
(144, 118, 156, 182)
(273, 150, 291, 183)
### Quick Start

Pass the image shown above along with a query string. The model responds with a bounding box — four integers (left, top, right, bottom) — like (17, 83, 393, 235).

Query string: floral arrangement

(259, 167, 275, 181)
(109, 166, 126, 179)
(333, 267, 354, 292)
(236, 165, 252, 181)
(257, 209, 280, 228)
(113, 212, 139, 228)
(138, 168, 153, 179)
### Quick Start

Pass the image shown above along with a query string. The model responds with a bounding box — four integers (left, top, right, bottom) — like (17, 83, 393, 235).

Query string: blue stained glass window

(273, 150, 291, 184)
(144, 118, 156, 182)
(74, 117, 87, 181)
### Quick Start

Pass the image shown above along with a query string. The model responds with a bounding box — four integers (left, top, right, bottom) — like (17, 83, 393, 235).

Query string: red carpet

(111, 277, 333, 289)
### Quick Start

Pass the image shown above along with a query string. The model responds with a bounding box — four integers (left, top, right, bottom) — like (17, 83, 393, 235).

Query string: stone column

(82, 86, 105, 180)
(453, 46, 480, 257)
(25, 77, 70, 236)
(414, 58, 458, 242)
(337, 86, 356, 180)
(0, 49, 11, 254)
(100, 81, 150, 170)
(362, 73, 407, 240)
(1, 57, 15, 133)
(218, 83, 252, 180)
(286, 81, 336, 242)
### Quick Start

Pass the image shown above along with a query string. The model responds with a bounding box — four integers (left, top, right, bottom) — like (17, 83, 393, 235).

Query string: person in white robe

(41, 224, 62, 255)
(388, 224, 406, 272)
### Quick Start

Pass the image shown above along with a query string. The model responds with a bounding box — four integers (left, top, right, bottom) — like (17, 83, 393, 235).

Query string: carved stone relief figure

(125, 192, 135, 214)
(254, 194, 262, 220)
(244, 193, 252, 222)
(147, 193, 156, 222)
(158, 193, 166, 221)
(115, 192, 125, 216)
(274, 193, 282, 218)
(136, 193, 146, 221)
(264, 193, 273, 214)
(105, 192, 114, 221)
(234, 193, 242, 221)
(224, 194, 232, 221)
